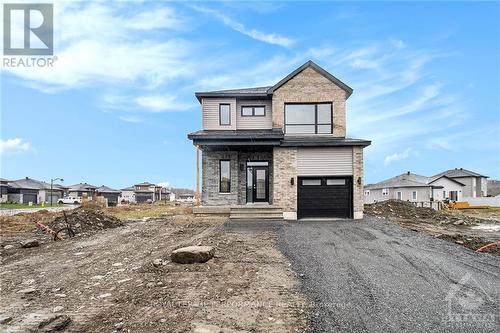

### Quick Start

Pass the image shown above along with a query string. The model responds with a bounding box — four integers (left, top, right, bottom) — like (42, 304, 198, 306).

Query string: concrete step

(230, 209, 283, 215)
(230, 213, 283, 220)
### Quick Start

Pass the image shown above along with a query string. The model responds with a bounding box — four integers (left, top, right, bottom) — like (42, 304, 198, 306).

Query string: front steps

(229, 206, 283, 220)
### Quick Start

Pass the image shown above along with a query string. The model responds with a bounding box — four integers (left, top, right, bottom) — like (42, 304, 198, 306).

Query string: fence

(410, 201, 443, 210)
(462, 196, 500, 207)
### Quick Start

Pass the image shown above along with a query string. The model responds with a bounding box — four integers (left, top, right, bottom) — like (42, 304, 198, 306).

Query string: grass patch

(0, 203, 64, 209)
(107, 203, 191, 220)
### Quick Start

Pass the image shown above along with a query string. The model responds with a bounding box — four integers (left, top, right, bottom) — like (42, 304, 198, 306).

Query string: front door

(246, 162, 269, 203)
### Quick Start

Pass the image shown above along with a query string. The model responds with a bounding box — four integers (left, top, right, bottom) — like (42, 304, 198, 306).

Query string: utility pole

(50, 178, 64, 206)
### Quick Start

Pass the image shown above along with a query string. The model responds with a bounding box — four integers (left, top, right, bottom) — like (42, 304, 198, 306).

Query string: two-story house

(188, 61, 371, 220)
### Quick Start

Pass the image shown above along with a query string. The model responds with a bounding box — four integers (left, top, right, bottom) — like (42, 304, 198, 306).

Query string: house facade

(431, 168, 488, 198)
(364, 172, 465, 204)
(5, 177, 65, 204)
(188, 61, 371, 220)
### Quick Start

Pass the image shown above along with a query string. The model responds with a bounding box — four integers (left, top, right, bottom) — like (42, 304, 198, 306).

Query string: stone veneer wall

(201, 150, 239, 206)
(272, 147, 297, 219)
(353, 146, 364, 219)
(272, 67, 347, 138)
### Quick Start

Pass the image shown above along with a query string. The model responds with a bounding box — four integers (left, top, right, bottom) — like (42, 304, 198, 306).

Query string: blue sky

(1, 1, 499, 189)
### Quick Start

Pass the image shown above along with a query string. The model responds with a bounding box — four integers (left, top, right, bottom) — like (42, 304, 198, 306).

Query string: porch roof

(188, 129, 284, 146)
(280, 137, 371, 147)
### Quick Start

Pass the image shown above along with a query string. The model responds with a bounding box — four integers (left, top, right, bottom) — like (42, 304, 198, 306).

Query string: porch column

(195, 145, 200, 206)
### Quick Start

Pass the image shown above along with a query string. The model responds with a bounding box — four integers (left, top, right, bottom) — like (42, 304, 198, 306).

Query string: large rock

(171, 246, 214, 264)
(20, 240, 39, 248)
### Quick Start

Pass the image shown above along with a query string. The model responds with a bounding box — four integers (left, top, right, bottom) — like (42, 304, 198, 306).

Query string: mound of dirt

(49, 207, 123, 233)
(365, 200, 438, 219)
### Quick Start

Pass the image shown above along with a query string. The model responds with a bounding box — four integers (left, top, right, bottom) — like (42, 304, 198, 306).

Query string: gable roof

(8, 177, 50, 190)
(96, 185, 120, 193)
(268, 60, 353, 97)
(364, 172, 468, 190)
(68, 183, 97, 191)
(432, 168, 488, 179)
(194, 60, 353, 103)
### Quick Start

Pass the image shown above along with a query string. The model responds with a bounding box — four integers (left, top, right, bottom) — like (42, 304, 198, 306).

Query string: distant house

(364, 172, 465, 204)
(1, 178, 10, 203)
(133, 182, 171, 203)
(431, 168, 488, 198)
(5, 177, 65, 204)
(68, 183, 97, 198)
(119, 186, 136, 203)
(96, 185, 121, 206)
(177, 193, 195, 203)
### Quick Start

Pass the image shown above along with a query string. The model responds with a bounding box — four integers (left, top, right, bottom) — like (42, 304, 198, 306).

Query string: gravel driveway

(275, 216, 500, 332)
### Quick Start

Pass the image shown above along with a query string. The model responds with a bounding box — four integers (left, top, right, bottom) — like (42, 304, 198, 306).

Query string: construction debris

(49, 207, 123, 234)
(171, 245, 215, 264)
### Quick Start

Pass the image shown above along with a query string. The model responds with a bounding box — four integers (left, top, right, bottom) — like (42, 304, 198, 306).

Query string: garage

(22, 193, 38, 204)
(297, 176, 352, 219)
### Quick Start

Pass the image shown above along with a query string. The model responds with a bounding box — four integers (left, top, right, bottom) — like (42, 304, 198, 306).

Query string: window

(302, 179, 321, 186)
(443, 190, 447, 198)
(327, 179, 346, 186)
(397, 191, 402, 200)
(241, 106, 265, 117)
(284, 103, 332, 134)
(364, 190, 370, 196)
(382, 188, 389, 196)
(219, 160, 231, 193)
(412, 191, 417, 200)
(219, 104, 231, 125)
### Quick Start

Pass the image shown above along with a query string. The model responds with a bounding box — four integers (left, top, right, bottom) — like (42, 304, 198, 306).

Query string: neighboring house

(119, 186, 136, 203)
(6, 177, 65, 204)
(364, 172, 465, 204)
(96, 185, 121, 206)
(0, 178, 10, 203)
(188, 60, 371, 220)
(133, 182, 170, 202)
(431, 168, 488, 198)
(177, 194, 195, 203)
(68, 183, 97, 198)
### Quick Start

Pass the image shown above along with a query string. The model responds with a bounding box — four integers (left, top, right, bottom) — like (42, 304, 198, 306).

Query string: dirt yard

(0, 205, 309, 332)
(365, 200, 500, 256)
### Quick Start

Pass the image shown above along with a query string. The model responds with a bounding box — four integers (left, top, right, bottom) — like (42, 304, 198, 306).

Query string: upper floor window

(219, 104, 231, 125)
(284, 103, 332, 134)
(241, 106, 265, 117)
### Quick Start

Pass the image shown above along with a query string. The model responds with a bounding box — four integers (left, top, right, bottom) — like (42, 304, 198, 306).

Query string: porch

(201, 147, 275, 206)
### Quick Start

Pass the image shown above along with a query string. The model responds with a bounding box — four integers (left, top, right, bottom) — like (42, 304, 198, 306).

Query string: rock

(453, 219, 464, 226)
(54, 293, 67, 298)
(0, 315, 13, 324)
(52, 306, 64, 313)
(171, 246, 214, 264)
(3, 245, 14, 250)
(455, 240, 464, 244)
(152, 259, 163, 267)
(17, 287, 37, 294)
(20, 240, 39, 248)
(114, 322, 124, 330)
(38, 315, 71, 332)
(98, 293, 112, 298)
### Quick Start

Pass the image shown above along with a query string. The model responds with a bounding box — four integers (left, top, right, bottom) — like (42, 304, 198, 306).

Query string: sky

(1, 1, 499, 189)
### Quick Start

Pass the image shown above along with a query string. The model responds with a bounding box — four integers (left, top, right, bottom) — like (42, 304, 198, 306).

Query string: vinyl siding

(236, 100, 272, 129)
(202, 98, 237, 130)
(297, 147, 353, 176)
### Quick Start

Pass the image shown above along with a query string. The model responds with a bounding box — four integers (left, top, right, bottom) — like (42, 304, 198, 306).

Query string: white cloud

(102, 93, 195, 113)
(157, 181, 170, 188)
(191, 5, 295, 47)
(384, 148, 413, 166)
(3, 3, 193, 90)
(119, 116, 143, 123)
(0, 138, 32, 154)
